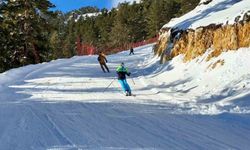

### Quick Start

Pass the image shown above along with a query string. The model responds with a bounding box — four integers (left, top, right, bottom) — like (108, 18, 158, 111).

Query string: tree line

(0, 0, 199, 72)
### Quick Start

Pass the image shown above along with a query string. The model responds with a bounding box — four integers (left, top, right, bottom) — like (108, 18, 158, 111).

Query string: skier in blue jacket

(116, 62, 132, 96)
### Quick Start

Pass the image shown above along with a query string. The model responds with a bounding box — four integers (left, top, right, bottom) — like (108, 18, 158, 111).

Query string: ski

(125, 93, 136, 97)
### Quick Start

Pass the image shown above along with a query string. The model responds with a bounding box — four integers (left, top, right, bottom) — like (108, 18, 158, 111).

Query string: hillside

(155, 0, 250, 63)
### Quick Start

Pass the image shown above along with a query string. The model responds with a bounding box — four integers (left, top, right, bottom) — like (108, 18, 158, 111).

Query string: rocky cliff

(155, 0, 250, 64)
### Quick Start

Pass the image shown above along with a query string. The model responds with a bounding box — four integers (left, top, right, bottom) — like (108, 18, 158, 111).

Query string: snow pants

(99, 63, 109, 72)
(118, 79, 131, 92)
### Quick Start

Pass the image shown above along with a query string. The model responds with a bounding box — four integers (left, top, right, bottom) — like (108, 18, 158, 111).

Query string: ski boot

(125, 91, 129, 96)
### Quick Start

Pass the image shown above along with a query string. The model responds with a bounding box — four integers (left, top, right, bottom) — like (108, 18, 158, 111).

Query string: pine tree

(127, 2, 147, 42)
(78, 6, 99, 14)
(177, 0, 200, 15)
(49, 31, 63, 59)
(0, 26, 7, 72)
(81, 17, 98, 45)
(1, 0, 55, 69)
(146, 0, 161, 38)
(63, 19, 77, 57)
(146, 0, 180, 38)
(48, 11, 67, 59)
(0, 1, 6, 72)
(95, 8, 115, 49)
(110, 3, 130, 47)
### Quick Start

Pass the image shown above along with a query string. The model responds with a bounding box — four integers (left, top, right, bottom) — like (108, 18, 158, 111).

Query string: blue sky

(50, 0, 137, 13)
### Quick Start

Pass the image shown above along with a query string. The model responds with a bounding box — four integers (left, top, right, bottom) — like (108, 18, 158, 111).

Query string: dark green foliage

(110, 3, 130, 47)
(0, 0, 55, 72)
(146, 0, 181, 37)
(63, 19, 77, 57)
(177, 0, 200, 15)
(78, 6, 99, 14)
(95, 8, 114, 48)
(68, 0, 194, 51)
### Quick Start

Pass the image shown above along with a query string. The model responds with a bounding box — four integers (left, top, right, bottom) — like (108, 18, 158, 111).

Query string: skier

(129, 47, 134, 55)
(116, 62, 132, 96)
(98, 51, 110, 73)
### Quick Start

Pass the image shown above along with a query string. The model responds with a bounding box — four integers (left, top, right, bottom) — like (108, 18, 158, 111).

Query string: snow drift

(163, 0, 250, 30)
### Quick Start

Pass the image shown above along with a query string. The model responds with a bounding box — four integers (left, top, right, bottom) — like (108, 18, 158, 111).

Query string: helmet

(121, 62, 124, 67)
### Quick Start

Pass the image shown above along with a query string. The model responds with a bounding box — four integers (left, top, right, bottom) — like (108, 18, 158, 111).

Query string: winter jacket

(98, 53, 107, 64)
(116, 65, 130, 80)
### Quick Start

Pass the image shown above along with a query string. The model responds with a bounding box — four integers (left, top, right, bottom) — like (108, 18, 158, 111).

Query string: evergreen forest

(0, 0, 200, 72)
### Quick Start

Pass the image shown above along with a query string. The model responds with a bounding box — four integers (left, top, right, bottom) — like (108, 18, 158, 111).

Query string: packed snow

(0, 44, 250, 149)
(163, 0, 250, 29)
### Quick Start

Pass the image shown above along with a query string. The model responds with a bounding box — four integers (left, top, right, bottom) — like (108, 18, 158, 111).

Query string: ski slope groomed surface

(1, 44, 250, 149)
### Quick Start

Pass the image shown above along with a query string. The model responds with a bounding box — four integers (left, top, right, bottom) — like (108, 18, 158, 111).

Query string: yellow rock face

(156, 21, 250, 63)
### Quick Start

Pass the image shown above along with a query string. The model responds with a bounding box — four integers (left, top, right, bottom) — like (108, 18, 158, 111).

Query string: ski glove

(127, 72, 131, 76)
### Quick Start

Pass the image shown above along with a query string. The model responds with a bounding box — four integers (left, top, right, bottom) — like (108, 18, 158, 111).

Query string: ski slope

(1, 44, 250, 149)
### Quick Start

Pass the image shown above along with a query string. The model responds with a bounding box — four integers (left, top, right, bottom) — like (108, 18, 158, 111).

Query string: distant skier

(98, 51, 110, 73)
(129, 47, 134, 55)
(116, 62, 132, 96)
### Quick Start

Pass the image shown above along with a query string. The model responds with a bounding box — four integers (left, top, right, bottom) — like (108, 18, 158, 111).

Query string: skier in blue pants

(116, 62, 132, 96)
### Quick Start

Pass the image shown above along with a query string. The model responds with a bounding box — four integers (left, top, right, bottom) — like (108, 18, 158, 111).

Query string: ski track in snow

(0, 44, 250, 149)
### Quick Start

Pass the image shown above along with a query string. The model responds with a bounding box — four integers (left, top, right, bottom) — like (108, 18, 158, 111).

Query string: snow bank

(163, 0, 250, 29)
(140, 47, 250, 114)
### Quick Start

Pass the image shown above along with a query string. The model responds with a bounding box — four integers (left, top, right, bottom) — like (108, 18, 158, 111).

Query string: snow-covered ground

(163, 0, 250, 29)
(0, 44, 250, 149)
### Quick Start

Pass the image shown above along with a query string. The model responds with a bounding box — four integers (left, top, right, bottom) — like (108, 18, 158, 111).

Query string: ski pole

(131, 77, 135, 85)
(103, 79, 115, 93)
